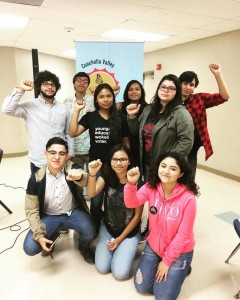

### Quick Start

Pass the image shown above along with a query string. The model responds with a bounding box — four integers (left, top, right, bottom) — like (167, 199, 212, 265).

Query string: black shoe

(186, 265, 192, 277)
(82, 248, 95, 265)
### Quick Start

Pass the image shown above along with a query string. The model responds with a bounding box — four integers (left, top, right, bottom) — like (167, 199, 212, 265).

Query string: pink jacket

(124, 182, 197, 267)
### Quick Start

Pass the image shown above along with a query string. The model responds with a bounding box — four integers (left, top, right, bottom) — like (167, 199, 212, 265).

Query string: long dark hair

(103, 144, 132, 188)
(148, 151, 200, 196)
(122, 80, 147, 116)
(148, 74, 182, 122)
(94, 83, 122, 145)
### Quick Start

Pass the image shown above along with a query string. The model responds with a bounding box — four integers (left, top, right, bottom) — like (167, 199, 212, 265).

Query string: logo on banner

(87, 68, 119, 95)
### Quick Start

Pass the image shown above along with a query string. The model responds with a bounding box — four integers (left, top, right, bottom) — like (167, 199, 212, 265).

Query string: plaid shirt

(184, 93, 227, 160)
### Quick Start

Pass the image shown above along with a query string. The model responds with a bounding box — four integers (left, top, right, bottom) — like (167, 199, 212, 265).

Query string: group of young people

(1, 64, 229, 300)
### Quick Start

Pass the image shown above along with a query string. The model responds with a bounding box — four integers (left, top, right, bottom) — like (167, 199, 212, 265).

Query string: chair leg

(225, 243, 240, 264)
(234, 290, 240, 299)
(0, 200, 12, 214)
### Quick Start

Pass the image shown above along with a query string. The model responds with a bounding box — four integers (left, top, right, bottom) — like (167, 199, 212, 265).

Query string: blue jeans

(23, 208, 96, 256)
(134, 242, 193, 300)
(95, 223, 140, 280)
(90, 169, 104, 233)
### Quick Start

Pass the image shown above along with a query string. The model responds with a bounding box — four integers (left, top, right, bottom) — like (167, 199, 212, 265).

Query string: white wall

(0, 47, 75, 155)
(1, 30, 239, 177)
(144, 30, 240, 177)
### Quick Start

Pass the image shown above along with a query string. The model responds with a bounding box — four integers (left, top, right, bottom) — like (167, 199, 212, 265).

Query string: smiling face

(45, 144, 68, 175)
(158, 80, 176, 106)
(128, 82, 142, 103)
(181, 78, 196, 100)
(111, 150, 130, 176)
(158, 156, 183, 184)
(96, 88, 114, 110)
(74, 76, 89, 94)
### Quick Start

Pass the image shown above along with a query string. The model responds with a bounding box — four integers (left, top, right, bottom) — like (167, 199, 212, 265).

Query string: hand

(127, 167, 140, 185)
(38, 237, 53, 252)
(126, 103, 141, 116)
(88, 159, 102, 176)
(113, 85, 120, 96)
(19, 80, 34, 92)
(209, 63, 221, 76)
(107, 238, 120, 251)
(155, 261, 170, 283)
(74, 99, 86, 111)
(66, 168, 83, 181)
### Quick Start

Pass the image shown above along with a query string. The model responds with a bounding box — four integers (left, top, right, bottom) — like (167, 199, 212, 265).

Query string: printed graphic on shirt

(95, 127, 110, 144)
(105, 186, 133, 235)
(143, 122, 154, 154)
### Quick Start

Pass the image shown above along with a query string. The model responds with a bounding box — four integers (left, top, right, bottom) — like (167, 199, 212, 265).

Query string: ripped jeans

(134, 242, 193, 300)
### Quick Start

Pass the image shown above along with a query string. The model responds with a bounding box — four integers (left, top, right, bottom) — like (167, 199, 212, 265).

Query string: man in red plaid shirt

(179, 63, 230, 178)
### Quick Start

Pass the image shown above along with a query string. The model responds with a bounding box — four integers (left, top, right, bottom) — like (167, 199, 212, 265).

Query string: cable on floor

(0, 219, 29, 254)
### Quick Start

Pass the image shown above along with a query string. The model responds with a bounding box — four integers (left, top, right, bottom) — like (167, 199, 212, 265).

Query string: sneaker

(59, 229, 69, 234)
(82, 248, 95, 265)
(186, 265, 192, 277)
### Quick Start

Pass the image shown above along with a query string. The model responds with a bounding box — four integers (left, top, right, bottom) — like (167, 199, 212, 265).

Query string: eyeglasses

(111, 158, 128, 164)
(75, 78, 89, 84)
(42, 81, 57, 88)
(159, 85, 176, 93)
(47, 150, 67, 157)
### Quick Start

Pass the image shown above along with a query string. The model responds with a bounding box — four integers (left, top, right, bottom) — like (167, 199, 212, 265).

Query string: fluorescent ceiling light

(62, 49, 76, 59)
(102, 29, 168, 42)
(0, 14, 29, 28)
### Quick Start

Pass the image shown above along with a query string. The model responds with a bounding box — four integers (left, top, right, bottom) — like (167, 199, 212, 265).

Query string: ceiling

(0, 0, 240, 59)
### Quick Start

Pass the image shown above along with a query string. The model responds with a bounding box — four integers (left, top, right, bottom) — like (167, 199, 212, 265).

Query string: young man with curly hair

(1, 70, 74, 174)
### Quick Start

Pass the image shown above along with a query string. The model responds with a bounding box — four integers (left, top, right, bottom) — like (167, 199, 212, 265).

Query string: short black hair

(46, 137, 68, 153)
(179, 71, 199, 87)
(34, 70, 61, 95)
(73, 72, 90, 85)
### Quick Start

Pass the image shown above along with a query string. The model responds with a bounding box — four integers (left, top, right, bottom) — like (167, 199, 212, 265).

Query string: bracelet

(127, 180, 137, 186)
(88, 173, 97, 177)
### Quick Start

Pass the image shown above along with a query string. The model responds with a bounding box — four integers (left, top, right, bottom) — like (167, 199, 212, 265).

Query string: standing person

(1, 70, 74, 174)
(69, 83, 130, 232)
(124, 152, 199, 300)
(64, 72, 95, 200)
(121, 80, 148, 167)
(23, 137, 96, 264)
(126, 74, 194, 182)
(179, 63, 230, 178)
(87, 144, 143, 280)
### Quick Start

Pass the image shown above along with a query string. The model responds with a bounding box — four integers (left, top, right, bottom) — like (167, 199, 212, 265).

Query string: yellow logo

(87, 68, 119, 95)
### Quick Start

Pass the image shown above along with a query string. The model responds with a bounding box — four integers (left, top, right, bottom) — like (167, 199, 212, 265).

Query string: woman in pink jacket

(124, 152, 199, 300)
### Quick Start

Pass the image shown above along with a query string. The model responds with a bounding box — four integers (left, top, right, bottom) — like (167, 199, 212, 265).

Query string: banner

(75, 41, 144, 102)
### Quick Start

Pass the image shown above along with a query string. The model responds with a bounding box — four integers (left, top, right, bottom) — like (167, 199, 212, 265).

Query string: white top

(1, 88, 74, 167)
(44, 167, 74, 215)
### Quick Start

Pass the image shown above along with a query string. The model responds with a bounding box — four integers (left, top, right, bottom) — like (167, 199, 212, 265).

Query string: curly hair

(103, 144, 132, 188)
(94, 83, 123, 146)
(34, 70, 61, 96)
(147, 151, 200, 196)
(121, 80, 147, 116)
(148, 74, 182, 123)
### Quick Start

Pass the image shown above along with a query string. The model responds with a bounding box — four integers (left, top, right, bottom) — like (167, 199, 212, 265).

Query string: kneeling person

(23, 137, 96, 264)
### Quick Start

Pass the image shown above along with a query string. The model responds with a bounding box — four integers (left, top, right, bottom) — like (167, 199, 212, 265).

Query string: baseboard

(3, 151, 28, 158)
(197, 164, 240, 182)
